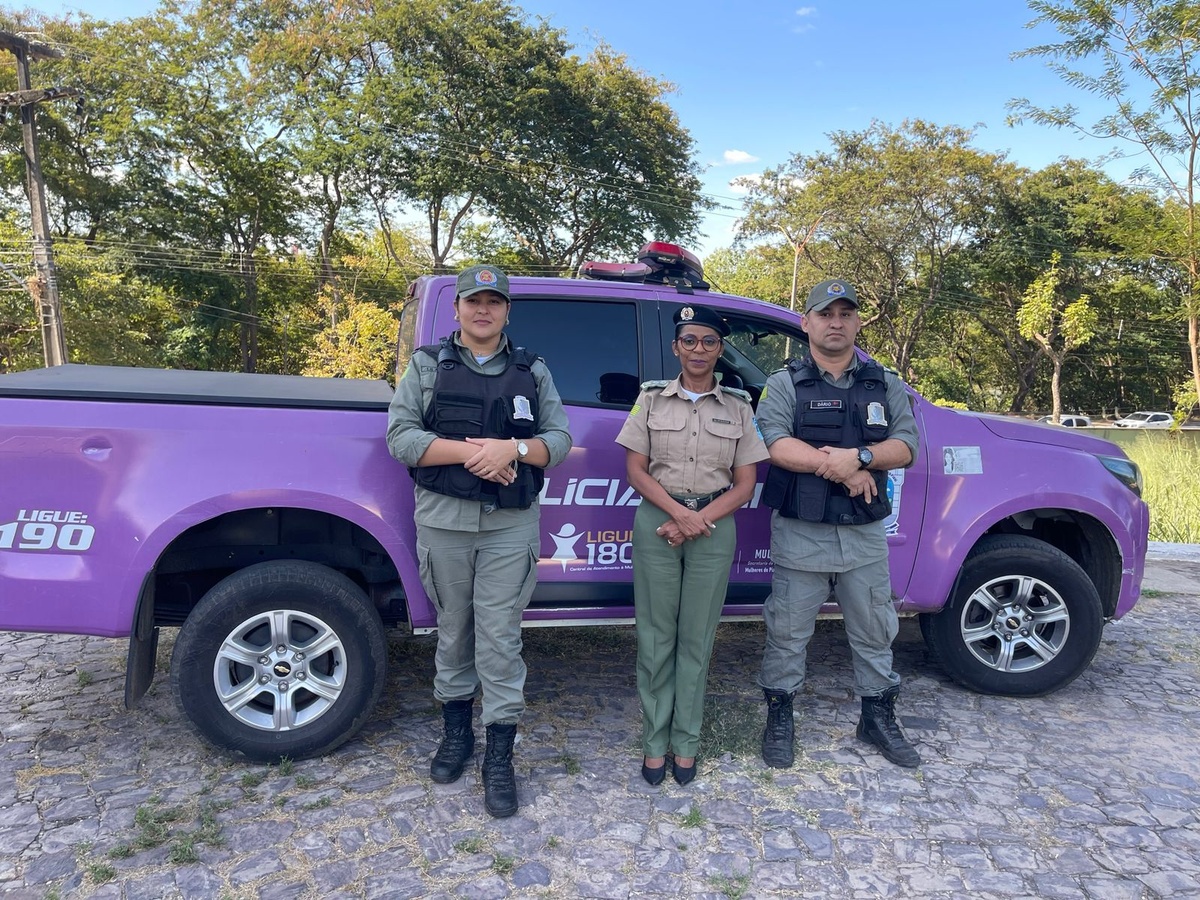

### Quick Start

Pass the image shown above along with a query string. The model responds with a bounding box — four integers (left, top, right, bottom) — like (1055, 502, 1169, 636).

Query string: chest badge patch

(866, 402, 888, 427)
(808, 399, 843, 410)
(513, 395, 535, 421)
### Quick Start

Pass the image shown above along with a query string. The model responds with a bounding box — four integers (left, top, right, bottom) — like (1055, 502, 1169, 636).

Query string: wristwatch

(856, 447, 874, 470)
(516, 440, 530, 461)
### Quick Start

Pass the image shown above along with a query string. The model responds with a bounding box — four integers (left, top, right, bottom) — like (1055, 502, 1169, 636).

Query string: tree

(303, 289, 398, 382)
(119, 0, 304, 373)
(1017, 251, 1099, 419)
(362, 0, 571, 273)
(736, 120, 1008, 378)
(487, 44, 707, 272)
(1010, 0, 1200, 417)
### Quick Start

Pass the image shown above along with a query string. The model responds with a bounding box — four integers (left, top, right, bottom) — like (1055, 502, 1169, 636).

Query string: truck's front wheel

(920, 535, 1103, 696)
(171, 560, 387, 761)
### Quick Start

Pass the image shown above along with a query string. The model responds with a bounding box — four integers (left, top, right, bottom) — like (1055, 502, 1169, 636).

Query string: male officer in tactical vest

(756, 278, 921, 768)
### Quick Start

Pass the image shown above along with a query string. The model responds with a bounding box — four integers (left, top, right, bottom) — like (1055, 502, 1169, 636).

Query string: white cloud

(794, 6, 817, 33)
(795, 6, 817, 15)
(721, 149, 760, 166)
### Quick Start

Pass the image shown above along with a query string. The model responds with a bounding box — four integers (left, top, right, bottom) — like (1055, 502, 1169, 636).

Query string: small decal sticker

(942, 446, 983, 475)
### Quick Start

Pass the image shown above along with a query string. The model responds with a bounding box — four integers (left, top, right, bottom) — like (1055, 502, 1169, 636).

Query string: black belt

(668, 487, 729, 511)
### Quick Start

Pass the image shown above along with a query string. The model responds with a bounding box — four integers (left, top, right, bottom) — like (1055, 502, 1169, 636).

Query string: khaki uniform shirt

(386, 332, 573, 532)
(615, 377, 769, 496)
(758, 355, 919, 572)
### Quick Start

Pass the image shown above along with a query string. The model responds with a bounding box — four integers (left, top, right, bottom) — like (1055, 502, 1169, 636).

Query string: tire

(171, 560, 388, 761)
(919, 534, 1104, 697)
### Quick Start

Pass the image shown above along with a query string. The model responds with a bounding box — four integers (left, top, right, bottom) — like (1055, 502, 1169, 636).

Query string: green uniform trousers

(632, 501, 737, 759)
(416, 519, 539, 725)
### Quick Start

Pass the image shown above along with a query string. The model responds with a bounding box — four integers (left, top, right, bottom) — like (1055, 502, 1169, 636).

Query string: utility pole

(0, 31, 78, 367)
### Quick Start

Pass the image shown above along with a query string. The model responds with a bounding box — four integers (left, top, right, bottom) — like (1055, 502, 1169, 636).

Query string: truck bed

(0, 364, 394, 410)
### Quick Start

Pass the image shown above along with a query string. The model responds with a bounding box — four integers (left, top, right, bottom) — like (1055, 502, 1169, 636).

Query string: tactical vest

(762, 356, 893, 525)
(409, 337, 544, 509)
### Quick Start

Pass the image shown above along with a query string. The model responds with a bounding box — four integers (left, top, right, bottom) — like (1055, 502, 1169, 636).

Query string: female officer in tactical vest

(386, 264, 572, 818)
(616, 304, 768, 786)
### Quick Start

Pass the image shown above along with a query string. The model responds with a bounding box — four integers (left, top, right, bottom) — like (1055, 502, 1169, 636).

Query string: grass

(710, 872, 751, 900)
(492, 854, 516, 875)
(454, 836, 487, 854)
(556, 753, 582, 775)
(680, 805, 705, 828)
(699, 694, 762, 760)
(1115, 434, 1200, 543)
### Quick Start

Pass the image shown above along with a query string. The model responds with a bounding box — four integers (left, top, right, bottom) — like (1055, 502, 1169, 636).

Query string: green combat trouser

(417, 519, 539, 725)
(632, 502, 737, 759)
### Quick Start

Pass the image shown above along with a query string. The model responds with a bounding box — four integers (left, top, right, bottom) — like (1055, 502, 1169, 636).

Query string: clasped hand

(656, 507, 714, 546)
(813, 447, 877, 501)
(464, 437, 517, 484)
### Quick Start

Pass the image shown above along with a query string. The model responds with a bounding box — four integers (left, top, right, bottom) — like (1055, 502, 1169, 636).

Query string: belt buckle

(684, 497, 699, 511)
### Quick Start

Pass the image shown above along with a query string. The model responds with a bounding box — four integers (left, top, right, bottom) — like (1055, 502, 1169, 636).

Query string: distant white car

(1038, 415, 1092, 428)
(1112, 411, 1174, 429)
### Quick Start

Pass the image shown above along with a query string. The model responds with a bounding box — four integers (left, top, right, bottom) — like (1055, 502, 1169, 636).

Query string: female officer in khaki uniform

(616, 304, 768, 785)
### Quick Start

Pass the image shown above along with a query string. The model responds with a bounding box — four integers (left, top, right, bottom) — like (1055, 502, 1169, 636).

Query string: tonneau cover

(0, 364, 394, 410)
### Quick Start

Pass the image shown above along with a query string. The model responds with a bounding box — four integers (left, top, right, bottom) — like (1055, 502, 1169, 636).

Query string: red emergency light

(578, 241, 708, 291)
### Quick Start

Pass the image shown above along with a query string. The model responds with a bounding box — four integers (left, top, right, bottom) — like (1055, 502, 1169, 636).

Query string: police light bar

(637, 241, 702, 272)
(577, 240, 708, 291)
(577, 260, 654, 282)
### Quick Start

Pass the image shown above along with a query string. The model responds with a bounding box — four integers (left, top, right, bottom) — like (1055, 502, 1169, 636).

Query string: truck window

(395, 300, 418, 378)
(505, 299, 640, 407)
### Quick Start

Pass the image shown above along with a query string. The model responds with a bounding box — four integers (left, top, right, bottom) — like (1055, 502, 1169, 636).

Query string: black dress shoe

(672, 759, 696, 785)
(641, 761, 666, 785)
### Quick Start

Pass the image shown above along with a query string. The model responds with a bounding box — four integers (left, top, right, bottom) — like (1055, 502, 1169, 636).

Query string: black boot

(482, 723, 518, 818)
(430, 698, 475, 784)
(761, 689, 796, 769)
(856, 685, 921, 768)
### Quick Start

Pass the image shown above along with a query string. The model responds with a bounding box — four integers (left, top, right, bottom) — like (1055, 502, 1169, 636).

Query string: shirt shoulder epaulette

(639, 379, 672, 391)
(719, 385, 752, 404)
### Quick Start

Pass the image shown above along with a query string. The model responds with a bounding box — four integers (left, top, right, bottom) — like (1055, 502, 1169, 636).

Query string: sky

(20, 0, 1136, 258)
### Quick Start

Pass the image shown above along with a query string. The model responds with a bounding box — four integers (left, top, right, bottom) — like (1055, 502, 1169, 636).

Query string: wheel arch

(920, 505, 1123, 620)
(123, 496, 421, 707)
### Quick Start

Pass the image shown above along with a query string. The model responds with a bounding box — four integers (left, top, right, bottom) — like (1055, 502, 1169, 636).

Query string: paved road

(2, 547, 1200, 899)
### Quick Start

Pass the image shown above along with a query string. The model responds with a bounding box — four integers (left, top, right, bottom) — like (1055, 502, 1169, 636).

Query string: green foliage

(737, 119, 1012, 379)
(704, 246, 794, 308)
(1017, 251, 1098, 418)
(302, 291, 399, 383)
(1010, 0, 1200, 437)
(1121, 435, 1200, 543)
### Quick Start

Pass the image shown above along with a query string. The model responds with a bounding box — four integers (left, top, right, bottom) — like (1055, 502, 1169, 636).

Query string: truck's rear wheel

(171, 560, 387, 761)
(919, 535, 1103, 696)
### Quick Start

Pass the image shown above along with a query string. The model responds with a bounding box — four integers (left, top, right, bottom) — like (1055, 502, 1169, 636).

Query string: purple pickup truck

(0, 244, 1150, 761)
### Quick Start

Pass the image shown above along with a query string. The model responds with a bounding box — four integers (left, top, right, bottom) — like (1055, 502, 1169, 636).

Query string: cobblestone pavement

(3, 547, 1200, 899)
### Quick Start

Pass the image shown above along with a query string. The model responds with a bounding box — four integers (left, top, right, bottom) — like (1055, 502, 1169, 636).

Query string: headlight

(1098, 455, 1143, 497)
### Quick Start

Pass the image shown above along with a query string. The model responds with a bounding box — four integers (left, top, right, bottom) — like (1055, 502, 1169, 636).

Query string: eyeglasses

(677, 334, 723, 352)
